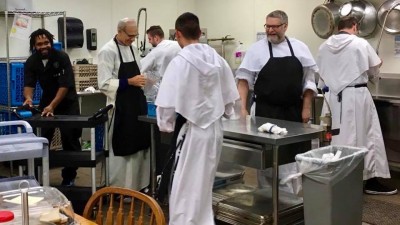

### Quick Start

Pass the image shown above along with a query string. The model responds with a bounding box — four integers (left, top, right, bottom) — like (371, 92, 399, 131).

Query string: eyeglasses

(123, 30, 138, 39)
(264, 23, 285, 29)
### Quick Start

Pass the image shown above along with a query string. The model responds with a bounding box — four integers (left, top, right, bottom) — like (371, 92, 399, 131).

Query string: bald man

(97, 18, 151, 191)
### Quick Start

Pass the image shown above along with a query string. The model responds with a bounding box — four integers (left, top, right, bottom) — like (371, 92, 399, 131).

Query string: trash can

(295, 145, 368, 225)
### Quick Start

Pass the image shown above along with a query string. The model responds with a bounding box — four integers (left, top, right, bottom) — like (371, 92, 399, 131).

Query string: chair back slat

(127, 199, 135, 225)
(96, 196, 104, 225)
(116, 196, 125, 224)
(83, 187, 166, 225)
(105, 194, 114, 225)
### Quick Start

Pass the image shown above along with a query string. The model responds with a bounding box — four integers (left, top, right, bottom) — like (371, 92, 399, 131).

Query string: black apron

(254, 37, 310, 159)
(112, 38, 150, 156)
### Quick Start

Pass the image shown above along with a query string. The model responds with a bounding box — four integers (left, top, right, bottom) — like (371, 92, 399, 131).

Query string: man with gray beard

(236, 10, 318, 191)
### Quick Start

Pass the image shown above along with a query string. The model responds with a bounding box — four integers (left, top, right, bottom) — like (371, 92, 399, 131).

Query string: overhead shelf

(0, 11, 65, 17)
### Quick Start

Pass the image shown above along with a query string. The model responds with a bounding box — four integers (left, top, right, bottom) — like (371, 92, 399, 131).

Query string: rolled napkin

(84, 86, 96, 93)
(258, 122, 288, 135)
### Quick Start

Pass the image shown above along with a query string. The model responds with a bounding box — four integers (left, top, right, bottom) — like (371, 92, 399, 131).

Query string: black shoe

(61, 179, 75, 187)
(364, 178, 398, 195)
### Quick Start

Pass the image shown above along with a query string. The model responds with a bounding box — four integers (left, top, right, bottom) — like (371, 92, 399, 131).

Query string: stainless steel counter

(222, 116, 321, 146)
(369, 75, 400, 102)
(138, 115, 323, 225)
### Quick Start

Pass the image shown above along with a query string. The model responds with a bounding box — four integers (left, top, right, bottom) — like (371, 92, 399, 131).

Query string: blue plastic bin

(0, 62, 42, 106)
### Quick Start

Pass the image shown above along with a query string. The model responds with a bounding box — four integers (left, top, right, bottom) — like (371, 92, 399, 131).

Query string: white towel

(258, 122, 288, 135)
(84, 86, 96, 93)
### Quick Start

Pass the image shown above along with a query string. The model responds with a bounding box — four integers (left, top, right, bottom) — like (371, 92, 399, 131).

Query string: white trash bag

(280, 145, 368, 196)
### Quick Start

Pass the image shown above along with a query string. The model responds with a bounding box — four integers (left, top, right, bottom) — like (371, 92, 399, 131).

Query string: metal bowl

(378, 0, 400, 34)
(339, 0, 377, 37)
(311, 1, 341, 39)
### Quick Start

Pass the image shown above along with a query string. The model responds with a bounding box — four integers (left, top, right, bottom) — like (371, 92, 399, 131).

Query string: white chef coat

(97, 38, 150, 190)
(140, 39, 181, 101)
(140, 39, 181, 77)
(155, 43, 239, 225)
(317, 33, 390, 180)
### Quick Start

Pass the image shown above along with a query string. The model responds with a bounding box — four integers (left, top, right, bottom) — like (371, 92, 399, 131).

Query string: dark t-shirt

(24, 49, 78, 112)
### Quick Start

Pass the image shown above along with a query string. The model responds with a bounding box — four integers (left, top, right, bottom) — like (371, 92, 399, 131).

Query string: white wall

(196, 0, 400, 74)
(0, 0, 194, 63)
(1, 0, 399, 74)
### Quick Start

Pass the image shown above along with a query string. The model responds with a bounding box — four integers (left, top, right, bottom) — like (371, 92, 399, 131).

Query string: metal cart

(0, 120, 49, 186)
(25, 114, 108, 194)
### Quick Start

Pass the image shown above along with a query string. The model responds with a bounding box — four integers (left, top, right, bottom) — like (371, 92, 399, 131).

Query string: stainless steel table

(138, 115, 323, 225)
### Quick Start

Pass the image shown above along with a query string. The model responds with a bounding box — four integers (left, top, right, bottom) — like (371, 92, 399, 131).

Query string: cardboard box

(0, 0, 33, 11)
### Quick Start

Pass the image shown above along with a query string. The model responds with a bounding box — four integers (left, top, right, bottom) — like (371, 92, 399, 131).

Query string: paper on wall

(10, 13, 32, 41)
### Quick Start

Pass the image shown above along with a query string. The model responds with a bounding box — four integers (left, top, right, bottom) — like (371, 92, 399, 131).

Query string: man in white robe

(97, 18, 150, 191)
(236, 10, 318, 191)
(317, 16, 397, 195)
(155, 12, 239, 225)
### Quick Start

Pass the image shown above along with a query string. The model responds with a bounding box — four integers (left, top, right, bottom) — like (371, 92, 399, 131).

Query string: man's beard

(267, 34, 284, 44)
(38, 47, 51, 59)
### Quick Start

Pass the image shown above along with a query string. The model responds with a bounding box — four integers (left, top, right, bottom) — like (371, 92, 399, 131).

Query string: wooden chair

(82, 186, 166, 225)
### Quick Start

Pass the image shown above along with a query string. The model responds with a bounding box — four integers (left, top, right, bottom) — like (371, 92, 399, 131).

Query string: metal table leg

(91, 127, 96, 194)
(272, 145, 279, 225)
(104, 121, 109, 187)
(150, 124, 157, 197)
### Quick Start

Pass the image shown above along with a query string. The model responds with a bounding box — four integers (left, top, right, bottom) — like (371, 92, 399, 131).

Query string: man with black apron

(236, 10, 318, 192)
(97, 18, 150, 190)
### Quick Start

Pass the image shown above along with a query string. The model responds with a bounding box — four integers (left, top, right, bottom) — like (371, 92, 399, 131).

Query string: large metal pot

(377, 0, 400, 34)
(339, 0, 377, 37)
(311, 0, 341, 39)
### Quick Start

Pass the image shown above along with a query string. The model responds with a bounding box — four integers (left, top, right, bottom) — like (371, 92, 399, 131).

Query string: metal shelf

(0, 57, 28, 62)
(1, 10, 67, 118)
(0, 11, 65, 18)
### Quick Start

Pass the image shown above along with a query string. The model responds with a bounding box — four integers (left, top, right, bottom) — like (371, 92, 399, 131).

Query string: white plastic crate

(73, 64, 98, 91)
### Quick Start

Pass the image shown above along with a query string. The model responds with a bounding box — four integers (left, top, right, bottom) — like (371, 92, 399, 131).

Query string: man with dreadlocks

(23, 28, 82, 186)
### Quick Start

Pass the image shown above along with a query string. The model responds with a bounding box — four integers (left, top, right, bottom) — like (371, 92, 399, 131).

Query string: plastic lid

(0, 211, 14, 222)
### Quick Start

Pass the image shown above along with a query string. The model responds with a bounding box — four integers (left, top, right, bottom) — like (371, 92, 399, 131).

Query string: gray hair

(267, 10, 288, 24)
(117, 18, 136, 32)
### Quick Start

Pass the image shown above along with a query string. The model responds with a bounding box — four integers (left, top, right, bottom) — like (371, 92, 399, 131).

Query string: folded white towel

(258, 122, 288, 135)
(84, 86, 96, 93)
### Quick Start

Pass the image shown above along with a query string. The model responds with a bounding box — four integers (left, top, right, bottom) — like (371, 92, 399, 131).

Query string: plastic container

(0, 62, 42, 106)
(0, 186, 75, 225)
(295, 145, 368, 225)
(53, 42, 63, 51)
(147, 101, 156, 117)
(0, 121, 49, 186)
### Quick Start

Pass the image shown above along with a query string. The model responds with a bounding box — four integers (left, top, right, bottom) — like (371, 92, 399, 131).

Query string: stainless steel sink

(368, 74, 400, 100)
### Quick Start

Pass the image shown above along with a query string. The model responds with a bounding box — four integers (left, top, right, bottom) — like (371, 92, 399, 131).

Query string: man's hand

(41, 105, 54, 117)
(128, 75, 147, 88)
(241, 108, 249, 118)
(302, 108, 311, 123)
(23, 98, 33, 107)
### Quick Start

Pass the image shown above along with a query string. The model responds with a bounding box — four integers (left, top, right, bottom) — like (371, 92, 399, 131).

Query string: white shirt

(140, 39, 181, 77)
(236, 37, 318, 94)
